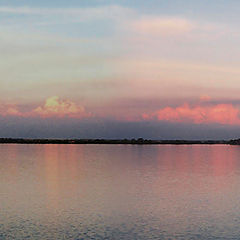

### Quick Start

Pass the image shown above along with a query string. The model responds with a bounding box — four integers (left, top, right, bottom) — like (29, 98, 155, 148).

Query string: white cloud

(33, 96, 88, 118)
(0, 5, 132, 22)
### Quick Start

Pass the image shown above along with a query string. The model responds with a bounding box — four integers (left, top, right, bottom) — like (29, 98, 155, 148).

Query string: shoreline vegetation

(0, 138, 239, 145)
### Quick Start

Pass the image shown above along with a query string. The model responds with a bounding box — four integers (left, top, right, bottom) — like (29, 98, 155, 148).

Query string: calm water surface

(1, 144, 240, 239)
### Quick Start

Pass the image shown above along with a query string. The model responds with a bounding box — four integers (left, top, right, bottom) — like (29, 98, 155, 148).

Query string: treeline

(0, 138, 230, 144)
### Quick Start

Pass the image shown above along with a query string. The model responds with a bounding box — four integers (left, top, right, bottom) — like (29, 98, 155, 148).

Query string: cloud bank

(143, 103, 240, 125)
(1, 97, 240, 126)
(33, 96, 88, 118)
(0, 96, 89, 119)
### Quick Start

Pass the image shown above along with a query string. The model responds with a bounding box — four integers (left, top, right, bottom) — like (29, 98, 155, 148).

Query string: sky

(1, 0, 240, 139)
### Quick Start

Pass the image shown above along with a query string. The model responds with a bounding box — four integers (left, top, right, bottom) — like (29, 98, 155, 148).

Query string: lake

(1, 144, 240, 239)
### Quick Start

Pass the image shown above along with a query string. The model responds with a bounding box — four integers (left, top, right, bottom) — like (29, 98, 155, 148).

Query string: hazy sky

(1, 0, 240, 139)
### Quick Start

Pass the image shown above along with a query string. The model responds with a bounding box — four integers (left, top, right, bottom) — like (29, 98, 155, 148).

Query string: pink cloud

(131, 17, 194, 36)
(0, 104, 23, 117)
(143, 103, 240, 125)
(1, 96, 239, 126)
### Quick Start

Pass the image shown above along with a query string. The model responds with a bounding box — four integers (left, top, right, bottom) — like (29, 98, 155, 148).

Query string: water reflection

(42, 144, 87, 213)
(1, 144, 240, 239)
(1, 144, 20, 180)
(210, 146, 237, 176)
(43, 145, 60, 210)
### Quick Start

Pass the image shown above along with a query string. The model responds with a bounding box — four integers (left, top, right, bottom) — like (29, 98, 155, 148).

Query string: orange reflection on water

(43, 144, 60, 211)
(59, 144, 85, 181)
(43, 144, 86, 211)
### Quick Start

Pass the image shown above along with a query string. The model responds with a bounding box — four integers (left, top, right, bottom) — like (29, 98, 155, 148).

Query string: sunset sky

(1, 0, 240, 139)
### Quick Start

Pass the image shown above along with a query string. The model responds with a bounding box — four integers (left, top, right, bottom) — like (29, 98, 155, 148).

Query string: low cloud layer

(1, 97, 240, 126)
(0, 96, 89, 119)
(0, 97, 240, 139)
(143, 103, 240, 125)
(33, 96, 88, 118)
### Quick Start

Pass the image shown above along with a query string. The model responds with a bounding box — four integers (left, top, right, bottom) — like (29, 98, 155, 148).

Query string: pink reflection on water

(210, 146, 237, 177)
(154, 145, 239, 199)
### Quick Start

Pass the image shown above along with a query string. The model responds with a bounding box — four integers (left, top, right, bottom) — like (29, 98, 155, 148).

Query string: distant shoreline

(0, 138, 238, 145)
